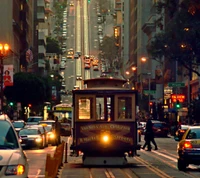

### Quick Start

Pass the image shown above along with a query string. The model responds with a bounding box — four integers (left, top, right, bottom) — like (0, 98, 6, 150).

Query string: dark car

(151, 120, 169, 137)
(19, 127, 46, 149)
(175, 125, 190, 140)
(12, 120, 26, 134)
(26, 116, 43, 125)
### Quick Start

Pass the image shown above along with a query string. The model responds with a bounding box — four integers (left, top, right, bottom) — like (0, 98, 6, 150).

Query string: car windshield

(0, 120, 19, 149)
(13, 122, 24, 128)
(27, 117, 43, 122)
(45, 126, 52, 132)
(153, 123, 167, 128)
(19, 129, 39, 135)
(186, 128, 200, 139)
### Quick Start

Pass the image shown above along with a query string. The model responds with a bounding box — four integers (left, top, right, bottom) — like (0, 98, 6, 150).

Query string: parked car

(0, 114, 29, 177)
(12, 120, 26, 134)
(175, 125, 190, 140)
(175, 126, 200, 171)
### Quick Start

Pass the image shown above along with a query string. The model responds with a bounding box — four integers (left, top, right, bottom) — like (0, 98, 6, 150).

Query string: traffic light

(47, 105, 51, 111)
(28, 104, 32, 108)
(175, 100, 181, 109)
(9, 102, 13, 106)
(149, 102, 153, 106)
(88, 0, 91, 3)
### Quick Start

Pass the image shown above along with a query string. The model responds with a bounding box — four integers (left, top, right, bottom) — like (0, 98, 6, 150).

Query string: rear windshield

(153, 123, 167, 128)
(186, 128, 200, 139)
(19, 129, 39, 135)
(13, 122, 25, 128)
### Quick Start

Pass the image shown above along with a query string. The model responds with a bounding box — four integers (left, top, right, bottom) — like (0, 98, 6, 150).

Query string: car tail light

(183, 141, 192, 149)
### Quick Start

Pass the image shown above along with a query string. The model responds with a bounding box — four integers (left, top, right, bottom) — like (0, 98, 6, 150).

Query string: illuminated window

(78, 97, 93, 119)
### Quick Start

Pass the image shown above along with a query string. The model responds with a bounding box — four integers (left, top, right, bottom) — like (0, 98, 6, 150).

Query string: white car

(61, 57, 67, 62)
(0, 114, 29, 177)
(60, 61, 66, 70)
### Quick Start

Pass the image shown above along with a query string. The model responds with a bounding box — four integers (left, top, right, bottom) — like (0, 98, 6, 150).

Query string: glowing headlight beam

(102, 135, 109, 142)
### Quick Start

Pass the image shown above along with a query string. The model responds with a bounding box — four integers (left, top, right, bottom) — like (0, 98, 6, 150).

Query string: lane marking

(135, 156, 173, 178)
(151, 150, 196, 169)
(28, 175, 44, 178)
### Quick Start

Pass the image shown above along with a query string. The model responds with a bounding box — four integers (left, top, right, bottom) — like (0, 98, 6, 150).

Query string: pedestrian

(54, 116, 61, 146)
(142, 118, 158, 151)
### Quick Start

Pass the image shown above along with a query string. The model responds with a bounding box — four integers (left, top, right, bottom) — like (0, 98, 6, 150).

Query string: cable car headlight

(102, 135, 109, 142)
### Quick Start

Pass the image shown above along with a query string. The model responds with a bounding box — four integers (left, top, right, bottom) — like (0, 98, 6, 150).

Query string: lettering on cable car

(80, 124, 130, 132)
(78, 135, 133, 144)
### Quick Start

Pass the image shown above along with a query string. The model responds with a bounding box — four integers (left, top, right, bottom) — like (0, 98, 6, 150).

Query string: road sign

(168, 82, 185, 87)
(144, 90, 156, 95)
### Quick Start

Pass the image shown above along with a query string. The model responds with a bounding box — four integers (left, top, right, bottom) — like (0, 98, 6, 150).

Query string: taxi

(175, 126, 200, 171)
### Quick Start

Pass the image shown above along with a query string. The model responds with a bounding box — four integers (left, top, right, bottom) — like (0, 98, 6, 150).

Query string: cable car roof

(84, 77, 127, 89)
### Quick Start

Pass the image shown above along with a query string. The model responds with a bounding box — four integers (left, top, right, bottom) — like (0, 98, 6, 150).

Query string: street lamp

(0, 43, 9, 112)
(125, 66, 137, 89)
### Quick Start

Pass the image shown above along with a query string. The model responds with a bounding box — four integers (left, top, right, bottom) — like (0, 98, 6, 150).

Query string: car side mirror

(174, 136, 180, 141)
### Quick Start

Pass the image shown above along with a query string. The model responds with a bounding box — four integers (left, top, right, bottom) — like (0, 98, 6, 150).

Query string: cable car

(70, 77, 140, 165)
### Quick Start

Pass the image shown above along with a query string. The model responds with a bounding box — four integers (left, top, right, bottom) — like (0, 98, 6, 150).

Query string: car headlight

(5, 165, 25, 175)
(48, 132, 55, 139)
(35, 137, 42, 142)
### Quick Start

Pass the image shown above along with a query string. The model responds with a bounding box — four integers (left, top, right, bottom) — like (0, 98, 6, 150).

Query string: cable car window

(118, 97, 132, 119)
(78, 97, 93, 120)
(96, 96, 113, 121)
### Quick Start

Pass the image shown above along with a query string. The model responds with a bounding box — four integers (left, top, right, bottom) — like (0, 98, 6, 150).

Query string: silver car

(0, 115, 29, 177)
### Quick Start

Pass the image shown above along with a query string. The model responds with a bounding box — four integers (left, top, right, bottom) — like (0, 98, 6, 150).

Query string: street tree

(148, 0, 200, 76)
(46, 37, 62, 54)
(4, 72, 47, 106)
(97, 0, 109, 14)
(100, 36, 119, 71)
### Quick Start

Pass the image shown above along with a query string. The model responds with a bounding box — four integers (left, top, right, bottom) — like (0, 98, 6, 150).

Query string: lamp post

(0, 43, 9, 112)
(125, 66, 137, 89)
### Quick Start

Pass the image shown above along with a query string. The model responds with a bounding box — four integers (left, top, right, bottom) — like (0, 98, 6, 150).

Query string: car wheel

(177, 158, 187, 171)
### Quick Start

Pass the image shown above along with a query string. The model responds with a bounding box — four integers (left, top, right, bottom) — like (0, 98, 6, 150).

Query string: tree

(46, 37, 62, 54)
(4, 73, 47, 106)
(97, 0, 109, 14)
(148, 0, 200, 76)
(100, 36, 119, 71)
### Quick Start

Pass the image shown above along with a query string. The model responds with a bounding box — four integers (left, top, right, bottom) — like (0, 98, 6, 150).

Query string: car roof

(151, 120, 166, 123)
(28, 116, 43, 118)
(40, 120, 55, 123)
(0, 114, 10, 121)
(13, 120, 24, 122)
(188, 126, 200, 129)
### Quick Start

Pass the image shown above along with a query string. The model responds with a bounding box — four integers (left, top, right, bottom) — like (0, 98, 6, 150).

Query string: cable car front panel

(71, 89, 139, 157)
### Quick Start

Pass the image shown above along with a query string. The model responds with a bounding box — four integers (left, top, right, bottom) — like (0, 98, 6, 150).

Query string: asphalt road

(26, 135, 200, 178)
